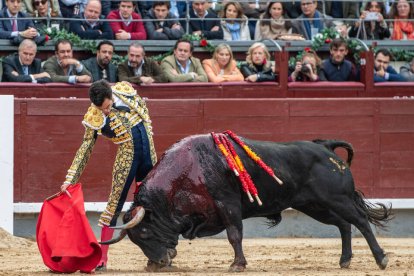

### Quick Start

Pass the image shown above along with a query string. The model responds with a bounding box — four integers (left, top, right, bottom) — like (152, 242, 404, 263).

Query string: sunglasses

(34, 0, 47, 6)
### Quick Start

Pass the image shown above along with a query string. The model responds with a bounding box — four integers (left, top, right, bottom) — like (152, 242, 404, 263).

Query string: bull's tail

(353, 190, 393, 228)
(313, 139, 354, 166)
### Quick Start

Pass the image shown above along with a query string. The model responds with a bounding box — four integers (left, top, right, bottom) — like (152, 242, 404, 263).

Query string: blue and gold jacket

(64, 82, 157, 185)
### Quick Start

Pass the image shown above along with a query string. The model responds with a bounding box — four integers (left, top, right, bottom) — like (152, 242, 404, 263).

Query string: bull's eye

(139, 227, 152, 239)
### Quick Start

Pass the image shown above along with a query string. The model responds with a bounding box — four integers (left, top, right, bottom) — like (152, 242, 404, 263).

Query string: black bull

(104, 134, 392, 272)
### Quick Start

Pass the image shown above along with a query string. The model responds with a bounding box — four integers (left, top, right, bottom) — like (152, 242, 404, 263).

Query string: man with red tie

(0, 0, 47, 45)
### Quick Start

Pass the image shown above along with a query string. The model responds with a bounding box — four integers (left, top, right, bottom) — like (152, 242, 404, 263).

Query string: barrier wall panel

(288, 116, 375, 134)
(153, 117, 203, 134)
(26, 99, 89, 115)
(381, 152, 414, 169)
(380, 100, 414, 115)
(148, 100, 202, 116)
(203, 117, 287, 134)
(379, 169, 414, 188)
(380, 133, 414, 151)
(380, 115, 414, 132)
(203, 99, 288, 117)
(289, 100, 375, 116)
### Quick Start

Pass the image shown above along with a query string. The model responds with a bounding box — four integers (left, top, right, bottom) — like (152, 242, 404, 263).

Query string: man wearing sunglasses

(0, 0, 47, 45)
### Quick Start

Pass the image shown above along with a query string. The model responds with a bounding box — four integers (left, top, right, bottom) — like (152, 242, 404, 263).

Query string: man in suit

(161, 38, 208, 82)
(43, 39, 92, 83)
(185, 0, 223, 40)
(2, 39, 51, 83)
(82, 40, 117, 82)
(291, 0, 334, 40)
(118, 42, 167, 85)
(0, 0, 47, 45)
(374, 48, 406, 82)
(69, 0, 113, 39)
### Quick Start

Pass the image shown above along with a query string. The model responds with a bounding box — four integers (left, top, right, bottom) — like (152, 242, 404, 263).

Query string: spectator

(169, 0, 186, 18)
(255, 1, 292, 40)
(161, 38, 208, 82)
(69, 0, 113, 40)
(240, 42, 276, 82)
(202, 43, 244, 83)
(374, 49, 406, 82)
(283, 1, 302, 19)
(291, 0, 333, 40)
(43, 39, 92, 83)
(107, 0, 146, 40)
(22, 0, 60, 18)
(118, 42, 167, 85)
(82, 40, 117, 83)
(2, 39, 51, 83)
(399, 56, 414, 81)
(319, 1, 359, 25)
(348, 1, 390, 40)
(240, 1, 267, 39)
(31, 0, 62, 30)
(0, 0, 47, 45)
(101, 0, 153, 18)
(389, 0, 414, 40)
(320, 38, 358, 81)
(220, 1, 251, 41)
(185, 0, 223, 40)
(144, 1, 184, 40)
(58, 0, 86, 18)
(289, 50, 326, 82)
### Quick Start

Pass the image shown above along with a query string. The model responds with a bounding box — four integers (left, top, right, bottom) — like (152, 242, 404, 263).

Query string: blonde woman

(220, 2, 251, 41)
(202, 43, 244, 83)
(240, 42, 276, 82)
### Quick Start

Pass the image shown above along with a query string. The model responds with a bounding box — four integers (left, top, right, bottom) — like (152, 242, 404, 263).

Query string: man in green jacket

(118, 42, 167, 85)
(161, 38, 208, 82)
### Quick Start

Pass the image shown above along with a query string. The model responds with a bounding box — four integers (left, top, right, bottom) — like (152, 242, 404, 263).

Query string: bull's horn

(100, 229, 127, 245)
(111, 206, 145, 230)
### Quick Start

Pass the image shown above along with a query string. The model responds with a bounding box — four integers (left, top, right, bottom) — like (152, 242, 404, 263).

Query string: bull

(103, 134, 392, 272)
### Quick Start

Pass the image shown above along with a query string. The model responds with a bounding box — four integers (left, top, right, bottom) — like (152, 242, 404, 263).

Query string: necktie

(23, 66, 28, 75)
(12, 18, 17, 32)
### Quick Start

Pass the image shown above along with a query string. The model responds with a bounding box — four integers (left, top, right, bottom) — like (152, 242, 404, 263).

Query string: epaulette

(82, 105, 106, 130)
(111, 81, 137, 97)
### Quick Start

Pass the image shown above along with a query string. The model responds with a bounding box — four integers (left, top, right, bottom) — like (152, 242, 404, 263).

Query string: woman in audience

(240, 42, 276, 82)
(289, 50, 326, 82)
(349, 1, 390, 40)
(202, 43, 244, 83)
(220, 2, 251, 41)
(32, 0, 61, 29)
(389, 0, 414, 40)
(254, 1, 292, 40)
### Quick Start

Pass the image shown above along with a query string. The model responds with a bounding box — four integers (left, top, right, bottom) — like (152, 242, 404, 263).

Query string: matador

(60, 80, 157, 270)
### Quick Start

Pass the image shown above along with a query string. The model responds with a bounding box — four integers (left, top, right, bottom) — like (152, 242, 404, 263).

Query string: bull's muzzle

(111, 206, 145, 230)
(145, 249, 177, 272)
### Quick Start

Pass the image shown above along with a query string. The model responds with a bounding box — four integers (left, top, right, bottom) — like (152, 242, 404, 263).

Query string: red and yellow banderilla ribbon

(225, 130, 283, 185)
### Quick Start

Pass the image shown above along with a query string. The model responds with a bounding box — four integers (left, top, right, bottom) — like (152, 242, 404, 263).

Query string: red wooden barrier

(14, 98, 414, 203)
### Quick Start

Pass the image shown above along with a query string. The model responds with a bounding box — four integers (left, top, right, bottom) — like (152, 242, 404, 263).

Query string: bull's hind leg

(325, 197, 388, 269)
(215, 201, 247, 272)
(295, 205, 353, 268)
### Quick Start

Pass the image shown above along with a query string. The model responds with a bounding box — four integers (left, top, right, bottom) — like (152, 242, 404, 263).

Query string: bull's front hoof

(339, 259, 351, 269)
(145, 260, 165, 272)
(339, 255, 352, 268)
(229, 264, 246, 272)
(377, 255, 389, 270)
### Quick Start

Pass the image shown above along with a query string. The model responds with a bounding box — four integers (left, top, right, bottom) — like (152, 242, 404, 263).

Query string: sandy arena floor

(1, 228, 413, 276)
